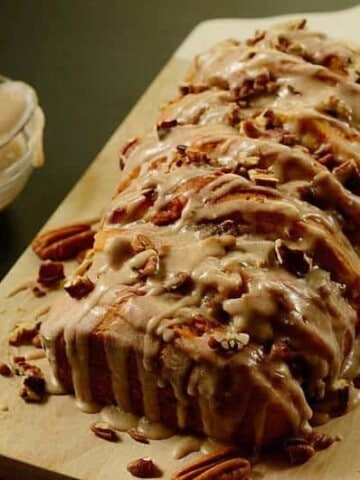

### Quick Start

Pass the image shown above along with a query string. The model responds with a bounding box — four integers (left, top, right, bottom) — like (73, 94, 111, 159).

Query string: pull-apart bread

(41, 20, 360, 447)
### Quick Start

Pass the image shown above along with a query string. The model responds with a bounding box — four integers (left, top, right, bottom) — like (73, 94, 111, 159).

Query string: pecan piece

(157, 119, 178, 140)
(9, 319, 41, 347)
(127, 458, 162, 478)
(19, 375, 46, 403)
(0, 362, 12, 377)
(38, 261, 65, 287)
(128, 428, 149, 444)
(64, 275, 95, 300)
(208, 332, 250, 355)
(152, 197, 186, 226)
(91, 422, 118, 442)
(164, 272, 193, 294)
(171, 446, 250, 480)
(131, 234, 155, 253)
(274, 240, 312, 277)
(32, 223, 95, 261)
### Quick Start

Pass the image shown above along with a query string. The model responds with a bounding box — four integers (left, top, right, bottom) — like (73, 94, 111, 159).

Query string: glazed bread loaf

(41, 20, 360, 447)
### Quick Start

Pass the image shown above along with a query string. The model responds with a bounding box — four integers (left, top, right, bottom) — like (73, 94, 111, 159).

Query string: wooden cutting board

(1, 5, 360, 479)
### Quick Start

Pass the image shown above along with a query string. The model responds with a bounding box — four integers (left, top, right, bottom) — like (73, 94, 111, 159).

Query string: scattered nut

(0, 362, 12, 377)
(9, 319, 41, 347)
(37, 261, 65, 287)
(127, 458, 162, 478)
(90, 422, 118, 442)
(128, 428, 149, 444)
(32, 223, 95, 261)
(19, 375, 46, 403)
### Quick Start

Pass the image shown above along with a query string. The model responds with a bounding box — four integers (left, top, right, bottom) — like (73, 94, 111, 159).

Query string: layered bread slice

(41, 20, 360, 447)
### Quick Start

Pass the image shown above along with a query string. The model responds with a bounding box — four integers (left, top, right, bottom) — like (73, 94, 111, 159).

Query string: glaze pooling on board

(41, 19, 360, 447)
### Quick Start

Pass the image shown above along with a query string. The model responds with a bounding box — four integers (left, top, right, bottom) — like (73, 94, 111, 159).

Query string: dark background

(0, 0, 358, 279)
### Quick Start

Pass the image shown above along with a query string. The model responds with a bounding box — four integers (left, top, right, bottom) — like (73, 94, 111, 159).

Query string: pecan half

(171, 446, 251, 480)
(127, 458, 162, 478)
(90, 422, 118, 442)
(38, 261, 65, 287)
(283, 437, 315, 465)
(32, 223, 95, 261)
(128, 428, 149, 444)
(64, 275, 95, 300)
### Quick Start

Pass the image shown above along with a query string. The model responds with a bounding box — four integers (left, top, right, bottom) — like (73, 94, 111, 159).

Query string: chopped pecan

(157, 119, 178, 140)
(131, 234, 155, 253)
(319, 95, 352, 122)
(283, 437, 315, 465)
(127, 458, 162, 478)
(32, 223, 95, 261)
(137, 254, 159, 278)
(152, 197, 186, 226)
(91, 422, 118, 442)
(179, 83, 208, 95)
(333, 160, 360, 195)
(274, 240, 312, 277)
(176, 144, 187, 154)
(248, 168, 279, 188)
(64, 275, 95, 300)
(0, 362, 12, 377)
(128, 428, 149, 444)
(38, 261, 65, 287)
(171, 446, 251, 480)
(9, 319, 41, 347)
(208, 332, 250, 355)
(164, 272, 193, 294)
(19, 375, 46, 403)
(14, 359, 42, 378)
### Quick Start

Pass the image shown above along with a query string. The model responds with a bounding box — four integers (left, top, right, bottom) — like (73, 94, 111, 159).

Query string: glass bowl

(0, 78, 44, 211)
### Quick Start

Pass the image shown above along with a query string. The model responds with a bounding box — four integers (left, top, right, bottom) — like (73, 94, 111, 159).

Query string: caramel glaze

(41, 19, 360, 447)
